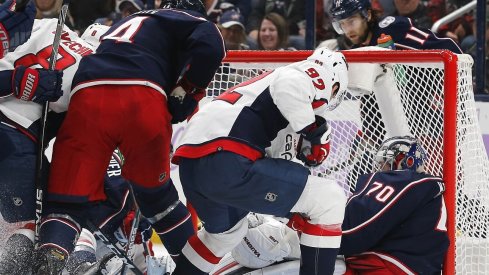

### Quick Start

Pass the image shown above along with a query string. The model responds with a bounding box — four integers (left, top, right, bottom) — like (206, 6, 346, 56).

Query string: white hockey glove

(232, 217, 300, 269)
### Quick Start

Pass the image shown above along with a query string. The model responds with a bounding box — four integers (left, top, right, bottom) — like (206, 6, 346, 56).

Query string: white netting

(205, 50, 489, 274)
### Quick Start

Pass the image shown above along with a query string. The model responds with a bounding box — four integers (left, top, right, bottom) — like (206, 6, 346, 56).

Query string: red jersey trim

(188, 235, 222, 265)
(172, 138, 264, 164)
(303, 221, 343, 237)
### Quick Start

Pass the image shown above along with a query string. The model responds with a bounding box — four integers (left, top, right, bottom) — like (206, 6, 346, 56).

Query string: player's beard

(358, 30, 371, 46)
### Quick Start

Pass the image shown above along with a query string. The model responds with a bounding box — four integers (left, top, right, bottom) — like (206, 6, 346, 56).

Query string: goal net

(204, 49, 489, 274)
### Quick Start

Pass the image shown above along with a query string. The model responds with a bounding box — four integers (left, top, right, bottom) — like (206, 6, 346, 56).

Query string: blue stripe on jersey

(229, 88, 289, 150)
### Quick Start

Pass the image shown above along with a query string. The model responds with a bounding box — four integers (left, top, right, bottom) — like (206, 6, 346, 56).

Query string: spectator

(393, 0, 433, 29)
(257, 12, 294, 50)
(93, 0, 143, 28)
(459, 6, 489, 94)
(207, 0, 252, 25)
(246, 0, 305, 42)
(376, 0, 396, 16)
(118, 0, 144, 18)
(218, 9, 254, 50)
(69, 0, 114, 33)
(34, 0, 60, 18)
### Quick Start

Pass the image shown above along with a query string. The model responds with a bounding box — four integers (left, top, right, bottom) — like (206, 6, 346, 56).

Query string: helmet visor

(332, 14, 366, 35)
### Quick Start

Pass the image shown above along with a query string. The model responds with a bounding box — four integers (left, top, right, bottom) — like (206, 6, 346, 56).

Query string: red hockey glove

(12, 65, 63, 104)
(121, 210, 153, 245)
(297, 116, 331, 167)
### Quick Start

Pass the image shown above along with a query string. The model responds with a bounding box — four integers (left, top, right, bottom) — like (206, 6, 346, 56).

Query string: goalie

(227, 136, 448, 274)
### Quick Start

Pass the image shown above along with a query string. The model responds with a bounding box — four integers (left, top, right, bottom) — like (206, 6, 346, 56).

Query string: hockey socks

(152, 201, 194, 256)
(38, 214, 81, 255)
(300, 245, 339, 275)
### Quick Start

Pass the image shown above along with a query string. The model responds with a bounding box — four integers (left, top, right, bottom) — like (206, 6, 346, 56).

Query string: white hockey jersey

(173, 60, 331, 163)
(0, 19, 94, 129)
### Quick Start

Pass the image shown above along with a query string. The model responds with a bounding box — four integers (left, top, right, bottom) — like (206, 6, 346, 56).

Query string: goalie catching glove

(297, 115, 331, 167)
(12, 65, 63, 104)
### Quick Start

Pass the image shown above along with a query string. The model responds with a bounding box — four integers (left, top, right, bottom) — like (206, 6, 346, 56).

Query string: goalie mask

(307, 47, 349, 111)
(81, 23, 110, 49)
(160, 0, 206, 16)
(375, 136, 427, 172)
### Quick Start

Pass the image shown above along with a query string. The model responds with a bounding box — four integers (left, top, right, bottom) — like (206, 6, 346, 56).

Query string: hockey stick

(33, 0, 70, 248)
(122, 184, 143, 274)
(85, 220, 145, 275)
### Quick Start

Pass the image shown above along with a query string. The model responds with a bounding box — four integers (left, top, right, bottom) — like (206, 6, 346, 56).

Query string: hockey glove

(297, 116, 331, 167)
(13, 65, 63, 104)
(0, 0, 36, 57)
(120, 210, 153, 245)
(167, 85, 204, 124)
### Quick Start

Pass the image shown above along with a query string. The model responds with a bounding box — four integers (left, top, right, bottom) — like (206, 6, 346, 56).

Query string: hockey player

(0, 20, 107, 273)
(329, 0, 462, 53)
(339, 135, 448, 274)
(35, 0, 225, 273)
(0, 0, 36, 59)
(329, 0, 463, 184)
(229, 136, 448, 274)
(171, 47, 349, 275)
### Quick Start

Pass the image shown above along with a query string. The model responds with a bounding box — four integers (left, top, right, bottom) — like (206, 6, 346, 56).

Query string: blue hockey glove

(297, 116, 331, 167)
(13, 65, 63, 104)
(0, 0, 36, 57)
(168, 86, 204, 123)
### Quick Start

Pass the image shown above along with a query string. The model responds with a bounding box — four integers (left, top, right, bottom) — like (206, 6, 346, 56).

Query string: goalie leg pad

(178, 217, 249, 273)
(232, 217, 301, 269)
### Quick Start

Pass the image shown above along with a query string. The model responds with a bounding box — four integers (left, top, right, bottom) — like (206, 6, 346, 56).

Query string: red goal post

(202, 49, 489, 274)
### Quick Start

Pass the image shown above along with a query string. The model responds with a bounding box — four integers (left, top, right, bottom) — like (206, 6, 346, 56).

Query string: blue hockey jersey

(340, 170, 448, 274)
(366, 16, 462, 54)
(72, 9, 226, 95)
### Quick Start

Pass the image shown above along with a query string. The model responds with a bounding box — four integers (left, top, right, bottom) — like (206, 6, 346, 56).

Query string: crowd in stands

(10, 0, 489, 93)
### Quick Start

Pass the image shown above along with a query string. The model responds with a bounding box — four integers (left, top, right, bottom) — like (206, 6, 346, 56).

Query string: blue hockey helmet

(330, 0, 371, 34)
(161, 0, 206, 16)
(375, 136, 427, 172)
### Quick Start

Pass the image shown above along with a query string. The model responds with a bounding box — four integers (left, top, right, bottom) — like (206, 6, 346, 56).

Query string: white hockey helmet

(375, 136, 427, 172)
(307, 47, 349, 111)
(81, 23, 110, 49)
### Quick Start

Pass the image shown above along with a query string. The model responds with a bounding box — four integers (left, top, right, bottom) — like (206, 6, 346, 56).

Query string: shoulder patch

(379, 16, 396, 28)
